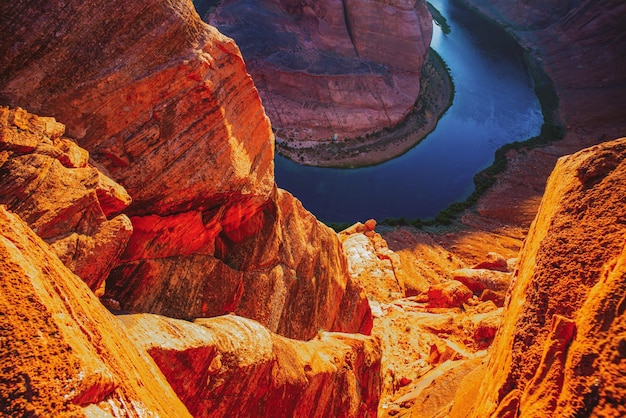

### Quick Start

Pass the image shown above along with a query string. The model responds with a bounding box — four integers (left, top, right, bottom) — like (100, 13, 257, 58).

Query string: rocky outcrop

(340, 220, 405, 302)
(0, 0, 371, 340)
(106, 188, 373, 338)
(0, 206, 190, 417)
(338, 219, 505, 416)
(457, 138, 626, 417)
(0, 106, 132, 292)
(120, 314, 382, 417)
(207, 0, 433, 142)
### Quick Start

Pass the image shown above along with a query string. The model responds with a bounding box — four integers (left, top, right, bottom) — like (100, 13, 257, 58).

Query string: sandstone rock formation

(207, 0, 433, 142)
(455, 138, 626, 417)
(0, 106, 132, 292)
(106, 188, 373, 338)
(121, 314, 381, 417)
(0, 0, 371, 340)
(338, 219, 505, 416)
(0, 207, 190, 417)
(340, 220, 405, 302)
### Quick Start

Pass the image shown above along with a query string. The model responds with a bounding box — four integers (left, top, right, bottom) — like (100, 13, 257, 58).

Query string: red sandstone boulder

(451, 268, 512, 294)
(427, 281, 473, 308)
(208, 0, 433, 142)
(472, 252, 509, 272)
(0, 107, 132, 292)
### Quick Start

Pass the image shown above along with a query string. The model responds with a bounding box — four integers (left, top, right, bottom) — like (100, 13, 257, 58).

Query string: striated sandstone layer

(207, 0, 433, 142)
(121, 314, 382, 417)
(457, 138, 626, 417)
(0, 0, 371, 340)
(0, 206, 190, 417)
(0, 106, 132, 292)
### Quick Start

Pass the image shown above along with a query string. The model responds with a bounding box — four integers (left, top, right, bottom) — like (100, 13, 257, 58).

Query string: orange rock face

(0, 0, 371, 340)
(460, 138, 626, 417)
(207, 0, 433, 141)
(0, 207, 190, 417)
(0, 107, 132, 292)
(106, 189, 372, 339)
(120, 314, 381, 417)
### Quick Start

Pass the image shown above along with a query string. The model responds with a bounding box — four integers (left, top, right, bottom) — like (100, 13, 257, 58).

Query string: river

(274, 0, 543, 223)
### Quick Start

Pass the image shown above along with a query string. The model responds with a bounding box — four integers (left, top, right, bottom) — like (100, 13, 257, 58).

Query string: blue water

(274, 0, 542, 223)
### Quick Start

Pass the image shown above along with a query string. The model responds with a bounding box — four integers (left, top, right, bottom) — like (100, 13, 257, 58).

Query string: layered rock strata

(456, 138, 626, 417)
(207, 0, 433, 142)
(0, 106, 132, 292)
(121, 314, 382, 417)
(0, 207, 191, 417)
(0, 0, 371, 340)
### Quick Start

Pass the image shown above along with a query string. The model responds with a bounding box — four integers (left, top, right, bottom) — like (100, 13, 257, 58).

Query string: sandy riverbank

(275, 49, 454, 168)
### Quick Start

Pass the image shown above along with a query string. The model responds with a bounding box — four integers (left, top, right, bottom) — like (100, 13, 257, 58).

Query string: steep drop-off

(0, 0, 371, 340)
(207, 0, 433, 142)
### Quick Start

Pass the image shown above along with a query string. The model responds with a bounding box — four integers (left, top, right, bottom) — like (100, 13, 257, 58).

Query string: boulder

(472, 252, 509, 272)
(427, 281, 473, 308)
(451, 268, 512, 294)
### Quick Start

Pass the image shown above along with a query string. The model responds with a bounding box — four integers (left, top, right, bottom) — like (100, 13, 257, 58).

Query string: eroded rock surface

(338, 220, 507, 416)
(0, 106, 132, 292)
(121, 314, 382, 417)
(0, 0, 371, 340)
(459, 138, 626, 417)
(207, 0, 433, 142)
(0, 207, 190, 417)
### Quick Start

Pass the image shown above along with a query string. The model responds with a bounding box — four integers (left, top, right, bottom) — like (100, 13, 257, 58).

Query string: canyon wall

(207, 0, 433, 142)
(465, 0, 626, 141)
(465, 0, 626, 228)
(0, 0, 371, 340)
(0, 108, 380, 416)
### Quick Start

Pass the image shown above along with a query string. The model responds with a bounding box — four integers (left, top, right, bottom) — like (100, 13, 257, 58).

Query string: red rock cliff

(207, 0, 433, 142)
(452, 138, 626, 417)
(121, 314, 381, 417)
(0, 0, 371, 340)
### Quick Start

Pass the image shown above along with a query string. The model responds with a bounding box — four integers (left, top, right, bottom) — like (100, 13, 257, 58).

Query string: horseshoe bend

(0, 0, 624, 417)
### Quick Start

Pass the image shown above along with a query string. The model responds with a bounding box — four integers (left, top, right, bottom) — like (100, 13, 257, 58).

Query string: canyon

(0, 0, 625, 417)
(205, 0, 433, 146)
